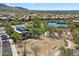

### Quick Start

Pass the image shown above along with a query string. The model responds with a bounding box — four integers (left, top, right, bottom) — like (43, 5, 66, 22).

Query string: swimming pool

(48, 22, 67, 28)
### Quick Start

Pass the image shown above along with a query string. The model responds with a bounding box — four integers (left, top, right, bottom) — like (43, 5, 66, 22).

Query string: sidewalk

(9, 39, 18, 56)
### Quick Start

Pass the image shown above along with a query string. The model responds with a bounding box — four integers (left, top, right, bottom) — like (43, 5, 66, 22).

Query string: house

(24, 16, 31, 21)
(0, 15, 7, 21)
(19, 15, 31, 21)
(7, 15, 15, 21)
(73, 20, 79, 22)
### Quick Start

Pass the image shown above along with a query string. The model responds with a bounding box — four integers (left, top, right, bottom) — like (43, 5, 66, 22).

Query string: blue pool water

(48, 22, 67, 28)
(16, 24, 26, 32)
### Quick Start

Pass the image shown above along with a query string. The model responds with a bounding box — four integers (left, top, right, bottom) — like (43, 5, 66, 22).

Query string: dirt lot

(16, 37, 65, 56)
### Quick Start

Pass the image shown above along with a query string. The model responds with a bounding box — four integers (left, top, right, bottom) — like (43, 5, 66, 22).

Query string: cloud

(5, 3, 11, 6)
(31, 3, 36, 5)
(5, 3, 16, 7)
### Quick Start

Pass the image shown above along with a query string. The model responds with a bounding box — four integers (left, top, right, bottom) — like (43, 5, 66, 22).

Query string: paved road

(0, 37, 2, 56)
(65, 39, 71, 49)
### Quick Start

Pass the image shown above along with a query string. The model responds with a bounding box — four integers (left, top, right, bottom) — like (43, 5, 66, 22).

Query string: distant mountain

(14, 6, 28, 10)
(0, 3, 28, 12)
(0, 3, 10, 7)
(32, 10, 79, 14)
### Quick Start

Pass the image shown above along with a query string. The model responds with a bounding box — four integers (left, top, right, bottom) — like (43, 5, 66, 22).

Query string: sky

(5, 3, 79, 10)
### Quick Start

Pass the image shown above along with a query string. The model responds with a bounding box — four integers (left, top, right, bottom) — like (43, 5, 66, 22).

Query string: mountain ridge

(0, 3, 28, 12)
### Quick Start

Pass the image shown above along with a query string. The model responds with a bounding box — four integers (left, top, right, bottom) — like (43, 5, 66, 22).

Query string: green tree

(3, 21, 22, 42)
(30, 17, 48, 36)
(60, 47, 74, 56)
(11, 32, 22, 42)
(73, 32, 79, 45)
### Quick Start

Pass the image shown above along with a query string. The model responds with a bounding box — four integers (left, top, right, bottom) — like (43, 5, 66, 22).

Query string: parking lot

(0, 27, 12, 56)
(0, 36, 2, 56)
(0, 27, 18, 56)
(2, 41, 12, 56)
(0, 27, 5, 56)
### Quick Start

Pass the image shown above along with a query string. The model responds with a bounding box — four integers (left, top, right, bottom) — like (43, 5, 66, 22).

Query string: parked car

(22, 33, 38, 40)
(1, 35, 8, 41)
